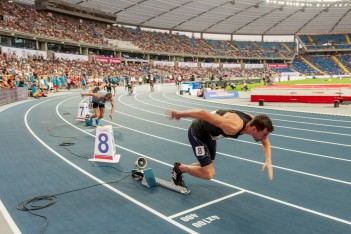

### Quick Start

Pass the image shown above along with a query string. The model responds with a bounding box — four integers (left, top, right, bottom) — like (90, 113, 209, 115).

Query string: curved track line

(118, 93, 351, 154)
(24, 97, 198, 234)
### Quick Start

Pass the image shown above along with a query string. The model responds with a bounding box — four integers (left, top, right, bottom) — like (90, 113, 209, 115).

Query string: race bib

(195, 146, 205, 156)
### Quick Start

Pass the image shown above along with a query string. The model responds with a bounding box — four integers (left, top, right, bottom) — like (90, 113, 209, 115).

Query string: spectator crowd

(0, 0, 294, 58)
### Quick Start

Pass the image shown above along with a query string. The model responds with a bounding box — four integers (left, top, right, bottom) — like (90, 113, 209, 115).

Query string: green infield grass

(231, 77, 351, 91)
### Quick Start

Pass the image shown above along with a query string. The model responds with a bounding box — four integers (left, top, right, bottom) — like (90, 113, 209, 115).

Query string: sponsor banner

(178, 62, 198, 68)
(110, 58, 121, 64)
(153, 61, 175, 66)
(280, 72, 300, 81)
(180, 83, 192, 91)
(0, 87, 28, 106)
(204, 90, 239, 99)
(244, 64, 264, 69)
(1, 46, 47, 59)
(280, 72, 299, 78)
(267, 64, 288, 68)
(201, 63, 220, 68)
(94, 56, 121, 64)
(180, 82, 201, 91)
(222, 63, 242, 68)
(54, 52, 88, 61)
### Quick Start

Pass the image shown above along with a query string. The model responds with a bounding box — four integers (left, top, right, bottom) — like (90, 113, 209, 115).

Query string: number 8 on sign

(89, 125, 120, 163)
(98, 133, 109, 153)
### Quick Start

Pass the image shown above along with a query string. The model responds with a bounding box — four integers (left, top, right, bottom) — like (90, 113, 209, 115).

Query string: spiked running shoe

(95, 119, 101, 126)
(172, 162, 186, 187)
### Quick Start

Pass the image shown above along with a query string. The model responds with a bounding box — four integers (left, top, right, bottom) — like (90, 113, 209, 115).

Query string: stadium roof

(14, 0, 351, 35)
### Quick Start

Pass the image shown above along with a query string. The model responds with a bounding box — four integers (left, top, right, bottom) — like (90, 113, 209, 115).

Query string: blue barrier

(204, 90, 239, 99)
(180, 82, 201, 92)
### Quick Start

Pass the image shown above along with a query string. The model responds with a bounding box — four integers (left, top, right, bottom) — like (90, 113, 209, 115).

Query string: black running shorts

(93, 102, 105, 108)
(188, 127, 216, 167)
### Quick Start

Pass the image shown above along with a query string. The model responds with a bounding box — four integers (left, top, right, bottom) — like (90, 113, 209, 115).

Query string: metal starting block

(132, 168, 190, 194)
(155, 178, 190, 194)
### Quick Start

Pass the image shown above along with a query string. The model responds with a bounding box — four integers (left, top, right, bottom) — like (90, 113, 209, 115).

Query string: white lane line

(133, 94, 351, 144)
(211, 179, 351, 226)
(24, 98, 198, 234)
(274, 125, 351, 137)
(153, 92, 351, 129)
(217, 151, 351, 185)
(100, 112, 351, 185)
(0, 199, 21, 234)
(60, 98, 351, 226)
(103, 118, 351, 225)
(0, 97, 67, 234)
(273, 134, 351, 147)
(161, 92, 351, 120)
(168, 191, 246, 219)
(233, 139, 351, 163)
(117, 95, 351, 162)
(272, 118, 351, 129)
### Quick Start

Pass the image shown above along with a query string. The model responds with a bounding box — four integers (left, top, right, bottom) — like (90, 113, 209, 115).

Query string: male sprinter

(167, 109, 274, 187)
(81, 90, 114, 126)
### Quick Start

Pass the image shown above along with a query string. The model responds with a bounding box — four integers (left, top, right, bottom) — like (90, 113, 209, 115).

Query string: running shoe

(172, 162, 186, 187)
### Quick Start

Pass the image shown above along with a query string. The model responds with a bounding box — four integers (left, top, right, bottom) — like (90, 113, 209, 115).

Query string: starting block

(156, 178, 190, 194)
(85, 115, 93, 126)
(77, 103, 90, 121)
(89, 125, 120, 163)
(133, 168, 190, 194)
(141, 168, 157, 188)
